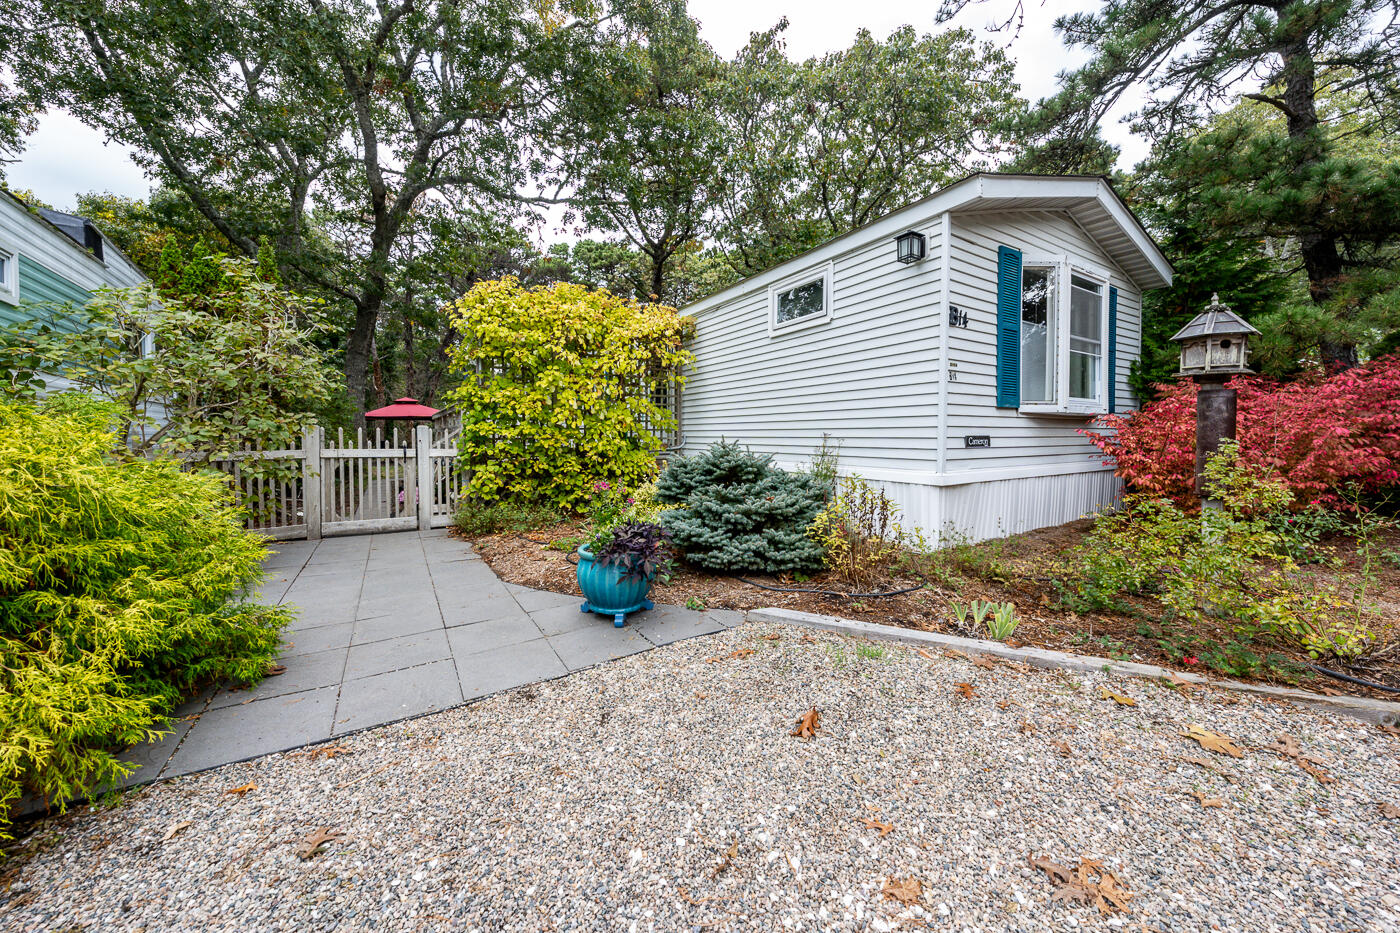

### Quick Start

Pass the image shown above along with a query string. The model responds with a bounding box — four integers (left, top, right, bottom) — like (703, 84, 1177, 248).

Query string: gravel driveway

(5, 623, 1398, 932)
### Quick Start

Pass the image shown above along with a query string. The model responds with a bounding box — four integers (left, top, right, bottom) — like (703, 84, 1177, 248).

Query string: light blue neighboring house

(0, 188, 147, 330)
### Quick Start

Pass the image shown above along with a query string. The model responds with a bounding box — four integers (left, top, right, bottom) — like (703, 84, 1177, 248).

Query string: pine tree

(942, 0, 1400, 370)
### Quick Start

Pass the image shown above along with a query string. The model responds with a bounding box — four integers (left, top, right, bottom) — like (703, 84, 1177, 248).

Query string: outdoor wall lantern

(1170, 294, 1259, 506)
(894, 230, 926, 264)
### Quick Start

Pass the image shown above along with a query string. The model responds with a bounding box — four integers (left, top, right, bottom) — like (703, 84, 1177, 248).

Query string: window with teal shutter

(995, 246, 1022, 408)
(1107, 285, 1118, 413)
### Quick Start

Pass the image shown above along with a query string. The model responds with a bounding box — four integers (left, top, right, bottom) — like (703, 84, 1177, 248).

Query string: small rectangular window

(1069, 274, 1103, 402)
(0, 248, 16, 304)
(768, 264, 833, 333)
(1020, 266, 1055, 403)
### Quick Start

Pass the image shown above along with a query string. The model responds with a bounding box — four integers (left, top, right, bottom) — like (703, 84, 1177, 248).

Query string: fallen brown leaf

(296, 826, 345, 860)
(790, 707, 820, 739)
(971, 655, 996, 670)
(997, 699, 1012, 710)
(293, 743, 353, 761)
(707, 648, 754, 663)
(954, 682, 976, 699)
(915, 648, 937, 660)
(1190, 791, 1224, 809)
(763, 634, 782, 641)
(162, 820, 192, 841)
(1029, 855, 1132, 915)
(265, 664, 287, 677)
(1179, 724, 1244, 758)
(710, 841, 738, 879)
(1019, 719, 1037, 735)
(1378, 802, 1400, 819)
(882, 877, 922, 905)
(1162, 672, 1197, 692)
(1098, 686, 1138, 707)
(223, 782, 256, 796)
(1053, 739, 1073, 758)
(1377, 723, 1400, 738)
(1265, 734, 1336, 784)
(943, 649, 967, 660)
(860, 816, 894, 838)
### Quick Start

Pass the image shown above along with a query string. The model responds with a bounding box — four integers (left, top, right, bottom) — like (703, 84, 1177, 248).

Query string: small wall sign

(963, 435, 991, 448)
(948, 305, 969, 328)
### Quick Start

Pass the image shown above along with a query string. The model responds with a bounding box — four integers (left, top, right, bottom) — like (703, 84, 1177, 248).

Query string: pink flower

(593, 481, 611, 492)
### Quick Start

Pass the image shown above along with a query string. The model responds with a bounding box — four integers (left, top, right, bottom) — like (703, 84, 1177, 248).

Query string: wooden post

(415, 423, 433, 531)
(303, 427, 323, 540)
(1194, 376, 1237, 510)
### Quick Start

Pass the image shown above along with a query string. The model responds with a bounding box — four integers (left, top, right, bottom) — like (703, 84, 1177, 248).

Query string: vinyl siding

(0, 193, 147, 329)
(681, 221, 944, 472)
(943, 210, 1142, 472)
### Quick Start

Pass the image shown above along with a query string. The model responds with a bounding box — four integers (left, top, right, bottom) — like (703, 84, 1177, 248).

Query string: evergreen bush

(658, 442, 831, 573)
(0, 398, 288, 828)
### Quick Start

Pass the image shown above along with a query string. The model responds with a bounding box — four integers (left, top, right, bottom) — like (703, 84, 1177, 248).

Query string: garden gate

(208, 420, 460, 539)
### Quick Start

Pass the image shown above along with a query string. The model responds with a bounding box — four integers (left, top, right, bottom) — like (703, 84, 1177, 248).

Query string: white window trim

(767, 261, 834, 335)
(1016, 254, 1112, 416)
(0, 241, 18, 306)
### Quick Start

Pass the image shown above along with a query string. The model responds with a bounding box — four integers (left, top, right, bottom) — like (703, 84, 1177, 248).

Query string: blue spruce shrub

(657, 442, 831, 573)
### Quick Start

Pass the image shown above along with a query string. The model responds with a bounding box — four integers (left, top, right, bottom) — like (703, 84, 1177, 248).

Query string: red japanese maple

(1083, 356, 1400, 506)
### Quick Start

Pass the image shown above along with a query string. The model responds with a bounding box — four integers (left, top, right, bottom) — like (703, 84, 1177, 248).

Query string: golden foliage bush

(446, 279, 693, 510)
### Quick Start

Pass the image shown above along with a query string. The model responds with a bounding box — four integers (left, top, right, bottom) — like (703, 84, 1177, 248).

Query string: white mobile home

(677, 173, 1173, 542)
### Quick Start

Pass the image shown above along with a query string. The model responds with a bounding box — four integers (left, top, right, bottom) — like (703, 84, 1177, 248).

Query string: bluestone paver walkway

(117, 530, 740, 786)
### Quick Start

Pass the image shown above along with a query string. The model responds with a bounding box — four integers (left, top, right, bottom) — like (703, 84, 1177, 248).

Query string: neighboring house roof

(0, 187, 144, 280)
(684, 173, 1174, 316)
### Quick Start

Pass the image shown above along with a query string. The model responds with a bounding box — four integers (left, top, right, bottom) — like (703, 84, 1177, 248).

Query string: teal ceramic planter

(576, 544, 655, 627)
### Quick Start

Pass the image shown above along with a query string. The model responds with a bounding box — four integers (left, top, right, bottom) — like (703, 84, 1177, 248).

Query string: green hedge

(0, 398, 288, 826)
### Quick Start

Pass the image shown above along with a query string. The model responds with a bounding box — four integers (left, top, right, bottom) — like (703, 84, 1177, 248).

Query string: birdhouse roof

(1170, 295, 1260, 342)
(363, 397, 442, 420)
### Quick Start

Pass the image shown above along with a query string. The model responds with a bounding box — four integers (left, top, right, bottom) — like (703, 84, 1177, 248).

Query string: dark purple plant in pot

(576, 521, 673, 627)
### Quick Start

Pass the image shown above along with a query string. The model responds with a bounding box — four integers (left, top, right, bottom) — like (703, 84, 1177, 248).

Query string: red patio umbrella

(363, 397, 441, 420)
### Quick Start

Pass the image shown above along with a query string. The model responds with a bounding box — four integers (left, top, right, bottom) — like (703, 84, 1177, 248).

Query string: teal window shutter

(995, 246, 1022, 408)
(1107, 285, 1118, 413)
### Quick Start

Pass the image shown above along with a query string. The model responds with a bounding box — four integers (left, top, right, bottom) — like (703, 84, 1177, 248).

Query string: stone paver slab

(546, 622, 655, 671)
(281, 621, 355, 657)
(528, 602, 605, 637)
(207, 646, 348, 709)
(509, 585, 582, 614)
(165, 686, 338, 777)
(629, 604, 729, 646)
(445, 615, 545, 656)
(456, 639, 568, 700)
(440, 591, 530, 628)
(333, 660, 463, 734)
(355, 590, 440, 622)
(352, 610, 443, 644)
(344, 628, 451, 681)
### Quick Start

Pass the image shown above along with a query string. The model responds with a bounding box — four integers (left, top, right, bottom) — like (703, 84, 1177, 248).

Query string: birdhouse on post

(1170, 295, 1259, 506)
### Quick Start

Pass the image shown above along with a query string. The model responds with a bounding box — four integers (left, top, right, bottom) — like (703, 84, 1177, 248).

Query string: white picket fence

(209, 422, 460, 539)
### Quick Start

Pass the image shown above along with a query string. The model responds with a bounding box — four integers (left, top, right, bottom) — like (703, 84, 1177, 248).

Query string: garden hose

(1302, 662, 1400, 695)
(734, 577, 925, 599)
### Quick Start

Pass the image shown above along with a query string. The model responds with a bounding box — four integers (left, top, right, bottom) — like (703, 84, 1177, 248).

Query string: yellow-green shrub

(809, 475, 926, 587)
(445, 279, 693, 510)
(0, 398, 288, 827)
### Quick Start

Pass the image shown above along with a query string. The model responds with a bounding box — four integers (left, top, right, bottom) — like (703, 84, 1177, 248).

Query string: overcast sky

(8, 0, 1145, 215)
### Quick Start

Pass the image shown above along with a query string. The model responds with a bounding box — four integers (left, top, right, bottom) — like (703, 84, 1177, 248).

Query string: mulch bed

(466, 519, 1400, 702)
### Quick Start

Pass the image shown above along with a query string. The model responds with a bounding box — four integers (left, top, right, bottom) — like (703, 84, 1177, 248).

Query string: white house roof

(684, 173, 1173, 315)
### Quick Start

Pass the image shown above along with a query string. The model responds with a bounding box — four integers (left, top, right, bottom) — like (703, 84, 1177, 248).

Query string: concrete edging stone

(746, 607, 1400, 727)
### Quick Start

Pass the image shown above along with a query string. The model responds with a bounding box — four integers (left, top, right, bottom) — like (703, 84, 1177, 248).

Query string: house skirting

(864, 467, 1122, 545)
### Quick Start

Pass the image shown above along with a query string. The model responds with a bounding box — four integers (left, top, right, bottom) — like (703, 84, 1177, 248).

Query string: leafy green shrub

(809, 475, 926, 587)
(445, 278, 693, 510)
(657, 442, 831, 573)
(0, 399, 288, 825)
(452, 499, 564, 537)
(1069, 441, 1378, 660)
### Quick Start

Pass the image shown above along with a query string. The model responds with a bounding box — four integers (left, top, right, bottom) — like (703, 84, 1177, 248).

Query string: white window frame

(1016, 254, 1112, 416)
(767, 261, 834, 335)
(0, 242, 17, 306)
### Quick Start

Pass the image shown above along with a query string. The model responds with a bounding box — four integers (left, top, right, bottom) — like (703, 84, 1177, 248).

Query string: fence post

(303, 427, 323, 540)
(415, 423, 433, 531)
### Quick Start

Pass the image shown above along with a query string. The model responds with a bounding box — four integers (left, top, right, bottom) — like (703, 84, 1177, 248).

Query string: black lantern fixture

(894, 230, 926, 264)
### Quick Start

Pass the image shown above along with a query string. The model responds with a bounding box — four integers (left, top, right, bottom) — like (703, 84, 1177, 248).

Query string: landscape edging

(747, 607, 1400, 727)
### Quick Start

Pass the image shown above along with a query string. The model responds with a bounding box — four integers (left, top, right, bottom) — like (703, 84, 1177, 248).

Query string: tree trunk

(344, 298, 378, 418)
(1281, 39, 1355, 370)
